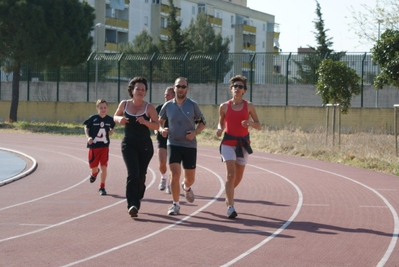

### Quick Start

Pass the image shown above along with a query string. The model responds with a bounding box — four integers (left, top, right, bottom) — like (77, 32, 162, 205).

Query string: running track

(1, 132, 399, 267)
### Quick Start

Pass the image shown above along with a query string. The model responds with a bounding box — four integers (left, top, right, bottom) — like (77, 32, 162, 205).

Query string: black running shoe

(128, 206, 138, 217)
(98, 187, 107, 195)
(89, 168, 100, 183)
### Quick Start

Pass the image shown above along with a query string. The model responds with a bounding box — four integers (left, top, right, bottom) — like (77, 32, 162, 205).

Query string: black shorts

(157, 134, 167, 149)
(167, 145, 197, 169)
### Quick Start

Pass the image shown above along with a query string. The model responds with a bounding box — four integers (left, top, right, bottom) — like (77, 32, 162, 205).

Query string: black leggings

(121, 138, 154, 210)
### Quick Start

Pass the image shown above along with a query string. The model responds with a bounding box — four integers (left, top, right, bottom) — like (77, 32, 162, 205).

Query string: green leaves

(372, 29, 399, 89)
(316, 59, 361, 113)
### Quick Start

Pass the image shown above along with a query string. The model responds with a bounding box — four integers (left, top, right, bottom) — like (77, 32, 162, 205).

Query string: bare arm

(216, 102, 227, 137)
(247, 102, 261, 130)
(113, 100, 129, 125)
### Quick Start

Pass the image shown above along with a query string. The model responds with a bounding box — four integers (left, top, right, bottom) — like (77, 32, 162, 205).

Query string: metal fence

(0, 52, 378, 104)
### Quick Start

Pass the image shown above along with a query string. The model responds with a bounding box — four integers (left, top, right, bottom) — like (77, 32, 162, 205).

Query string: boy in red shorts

(83, 99, 116, 195)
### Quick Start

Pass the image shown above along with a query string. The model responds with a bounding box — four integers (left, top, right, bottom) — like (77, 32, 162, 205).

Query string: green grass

(1, 121, 399, 176)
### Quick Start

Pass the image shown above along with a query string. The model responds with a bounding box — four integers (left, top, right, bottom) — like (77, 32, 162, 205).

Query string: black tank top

(123, 102, 151, 141)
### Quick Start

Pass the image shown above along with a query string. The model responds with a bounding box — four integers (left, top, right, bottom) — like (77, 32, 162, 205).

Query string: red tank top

(222, 100, 249, 147)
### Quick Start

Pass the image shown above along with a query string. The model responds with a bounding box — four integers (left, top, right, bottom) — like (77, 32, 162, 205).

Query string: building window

(161, 17, 167, 28)
(198, 3, 205, 14)
(262, 41, 265, 48)
(153, 0, 159, 4)
(145, 0, 148, 3)
(192, 6, 195, 15)
(263, 24, 265, 31)
(144, 16, 148, 26)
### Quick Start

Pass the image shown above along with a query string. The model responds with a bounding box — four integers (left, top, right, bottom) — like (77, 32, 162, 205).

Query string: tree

(119, 30, 159, 54)
(294, 0, 344, 84)
(182, 12, 231, 83)
(316, 59, 361, 113)
(0, 0, 95, 122)
(158, 0, 188, 54)
(349, 0, 399, 47)
(372, 29, 399, 89)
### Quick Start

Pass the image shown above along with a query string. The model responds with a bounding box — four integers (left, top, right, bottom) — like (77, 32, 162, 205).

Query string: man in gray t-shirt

(158, 77, 206, 216)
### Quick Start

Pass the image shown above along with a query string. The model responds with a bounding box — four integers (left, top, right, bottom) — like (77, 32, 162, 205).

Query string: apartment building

(85, 0, 280, 54)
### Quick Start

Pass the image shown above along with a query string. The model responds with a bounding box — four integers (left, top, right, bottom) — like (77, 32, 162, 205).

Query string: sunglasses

(175, 85, 187, 89)
(233, 84, 245, 89)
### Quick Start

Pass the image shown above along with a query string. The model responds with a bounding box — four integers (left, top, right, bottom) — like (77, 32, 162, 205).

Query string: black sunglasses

(175, 85, 187, 89)
(233, 84, 244, 89)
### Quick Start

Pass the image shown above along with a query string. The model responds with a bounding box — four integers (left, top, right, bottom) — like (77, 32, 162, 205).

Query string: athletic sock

(100, 183, 105, 188)
(173, 201, 180, 206)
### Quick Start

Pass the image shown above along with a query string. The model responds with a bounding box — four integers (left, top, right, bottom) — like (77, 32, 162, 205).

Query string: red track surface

(1, 132, 398, 267)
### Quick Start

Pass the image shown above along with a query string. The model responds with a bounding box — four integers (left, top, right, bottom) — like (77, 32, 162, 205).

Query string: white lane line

(221, 164, 303, 267)
(249, 155, 399, 267)
(60, 164, 225, 267)
(0, 147, 38, 187)
(0, 167, 155, 243)
(302, 204, 330, 206)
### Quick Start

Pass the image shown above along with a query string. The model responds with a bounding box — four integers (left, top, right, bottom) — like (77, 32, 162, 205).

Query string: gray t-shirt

(159, 98, 205, 148)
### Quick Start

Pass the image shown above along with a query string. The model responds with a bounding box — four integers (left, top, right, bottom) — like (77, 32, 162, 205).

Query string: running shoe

(158, 178, 166, 190)
(89, 168, 100, 183)
(98, 187, 107, 195)
(165, 185, 171, 194)
(181, 182, 194, 203)
(167, 204, 180, 215)
(227, 206, 238, 219)
(128, 206, 138, 218)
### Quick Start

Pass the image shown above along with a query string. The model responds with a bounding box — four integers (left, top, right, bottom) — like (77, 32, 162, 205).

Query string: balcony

(160, 4, 180, 16)
(208, 16, 222, 26)
(105, 17, 129, 29)
(243, 24, 256, 34)
(243, 43, 256, 51)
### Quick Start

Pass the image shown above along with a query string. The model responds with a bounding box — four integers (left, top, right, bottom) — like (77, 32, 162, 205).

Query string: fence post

(249, 53, 256, 102)
(27, 67, 30, 101)
(86, 52, 94, 102)
(215, 52, 221, 105)
(360, 52, 366, 108)
(117, 53, 124, 103)
(149, 52, 156, 103)
(394, 104, 399, 156)
(285, 52, 291, 106)
(56, 68, 60, 102)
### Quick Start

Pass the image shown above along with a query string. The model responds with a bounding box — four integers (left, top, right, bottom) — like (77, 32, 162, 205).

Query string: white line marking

(247, 155, 399, 267)
(221, 164, 303, 267)
(0, 147, 38, 187)
(60, 164, 225, 267)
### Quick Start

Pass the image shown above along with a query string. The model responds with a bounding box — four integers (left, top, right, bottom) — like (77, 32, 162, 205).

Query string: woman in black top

(114, 77, 159, 218)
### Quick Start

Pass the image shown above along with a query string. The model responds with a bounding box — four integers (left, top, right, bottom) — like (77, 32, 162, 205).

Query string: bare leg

(224, 160, 236, 206)
(169, 163, 181, 202)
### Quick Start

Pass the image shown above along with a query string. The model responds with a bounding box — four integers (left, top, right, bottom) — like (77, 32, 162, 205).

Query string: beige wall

(0, 101, 395, 133)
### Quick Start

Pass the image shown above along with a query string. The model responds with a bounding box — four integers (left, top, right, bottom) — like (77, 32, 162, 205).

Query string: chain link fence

(0, 52, 382, 106)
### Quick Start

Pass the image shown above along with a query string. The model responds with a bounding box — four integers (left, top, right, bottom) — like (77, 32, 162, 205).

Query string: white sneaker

(158, 178, 166, 191)
(167, 204, 180, 215)
(165, 185, 171, 194)
(181, 182, 194, 203)
(227, 206, 237, 219)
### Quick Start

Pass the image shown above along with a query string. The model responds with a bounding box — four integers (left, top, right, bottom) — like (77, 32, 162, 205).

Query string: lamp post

(95, 23, 103, 100)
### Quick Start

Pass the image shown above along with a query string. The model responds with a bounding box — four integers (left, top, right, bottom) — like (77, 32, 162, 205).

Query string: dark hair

(174, 77, 189, 87)
(127, 76, 148, 97)
(229, 75, 247, 90)
(166, 86, 175, 96)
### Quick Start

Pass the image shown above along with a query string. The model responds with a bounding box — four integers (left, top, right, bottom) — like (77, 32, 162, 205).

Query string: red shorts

(88, 147, 109, 169)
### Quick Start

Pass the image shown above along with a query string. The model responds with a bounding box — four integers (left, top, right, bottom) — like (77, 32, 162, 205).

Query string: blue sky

(247, 0, 377, 52)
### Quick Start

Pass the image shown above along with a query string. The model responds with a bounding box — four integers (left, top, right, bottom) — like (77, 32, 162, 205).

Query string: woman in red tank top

(216, 75, 261, 218)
